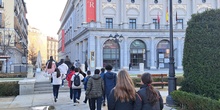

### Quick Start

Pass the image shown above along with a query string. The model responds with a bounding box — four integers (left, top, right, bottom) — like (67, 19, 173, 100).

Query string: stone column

(82, 40, 87, 63)
(150, 37, 156, 69)
(79, 41, 83, 62)
(96, 36, 102, 69)
(177, 37, 183, 69)
(88, 35, 96, 71)
(123, 37, 128, 70)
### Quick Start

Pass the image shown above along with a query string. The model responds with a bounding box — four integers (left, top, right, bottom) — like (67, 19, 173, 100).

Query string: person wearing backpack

(71, 67, 84, 105)
(83, 71, 91, 103)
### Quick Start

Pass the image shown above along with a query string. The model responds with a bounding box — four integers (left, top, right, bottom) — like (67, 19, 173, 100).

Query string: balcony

(81, 22, 187, 31)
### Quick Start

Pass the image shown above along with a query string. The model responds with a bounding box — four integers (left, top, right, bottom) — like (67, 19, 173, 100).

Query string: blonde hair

(114, 69, 136, 102)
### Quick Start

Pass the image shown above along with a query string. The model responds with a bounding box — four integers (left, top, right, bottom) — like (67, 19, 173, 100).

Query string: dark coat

(103, 71, 117, 96)
(134, 85, 164, 110)
(85, 74, 104, 99)
(108, 89, 140, 110)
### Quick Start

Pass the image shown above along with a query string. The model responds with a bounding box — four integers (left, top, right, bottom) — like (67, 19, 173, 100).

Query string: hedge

(0, 81, 19, 96)
(181, 9, 220, 100)
(0, 72, 27, 78)
(171, 90, 220, 110)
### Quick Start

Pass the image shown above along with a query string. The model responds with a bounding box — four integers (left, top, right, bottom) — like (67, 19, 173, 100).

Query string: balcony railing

(82, 22, 187, 30)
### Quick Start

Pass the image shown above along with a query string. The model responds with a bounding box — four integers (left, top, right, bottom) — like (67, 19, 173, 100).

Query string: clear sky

(24, 0, 67, 38)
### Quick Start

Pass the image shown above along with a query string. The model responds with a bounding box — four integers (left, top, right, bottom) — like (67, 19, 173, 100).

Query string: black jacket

(108, 89, 140, 110)
(134, 85, 164, 110)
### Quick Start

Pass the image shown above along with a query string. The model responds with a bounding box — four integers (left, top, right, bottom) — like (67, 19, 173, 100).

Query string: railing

(82, 22, 187, 30)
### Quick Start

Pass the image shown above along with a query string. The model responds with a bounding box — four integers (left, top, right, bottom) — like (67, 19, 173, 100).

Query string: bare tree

(28, 44, 37, 66)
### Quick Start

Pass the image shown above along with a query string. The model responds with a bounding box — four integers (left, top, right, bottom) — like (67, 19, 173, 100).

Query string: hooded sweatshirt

(104, 71, 117, 96)
(86, 74, 104, 98)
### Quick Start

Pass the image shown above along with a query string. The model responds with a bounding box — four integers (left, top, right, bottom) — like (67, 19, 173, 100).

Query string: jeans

(73, 89, 81, 102)
(70, 87, 73, 100)
(53, 85, 60, 99)
(89, 96, 102, 110)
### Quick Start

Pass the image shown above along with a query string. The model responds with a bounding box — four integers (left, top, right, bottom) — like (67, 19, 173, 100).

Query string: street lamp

(166, 0, 177, 106)
(109, 33, 123, 71)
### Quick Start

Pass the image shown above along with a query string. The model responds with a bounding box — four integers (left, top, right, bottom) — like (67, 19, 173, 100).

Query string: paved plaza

(0, 69, 182, 110)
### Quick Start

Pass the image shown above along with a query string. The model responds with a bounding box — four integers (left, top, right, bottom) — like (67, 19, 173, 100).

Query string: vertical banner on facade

(86, 0, 96, 22)
(61, 29, 65, 52)
(90, 51, 95, 67)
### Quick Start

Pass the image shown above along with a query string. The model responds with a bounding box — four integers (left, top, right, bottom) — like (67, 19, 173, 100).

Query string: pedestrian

(85, 60, 88, 72)
(45, 56, 57, 83)
(71, 68, 84, 105)
(100, 68, 106, 106)
(108, 69, 138, 110)
(129, 62, 132, 70)
(58, 59, 69, 87)
(51, 68, 62, 102)
(46, 56, 57, 67)
(83, 70, 92, 103)
(103, 65, 117, 105)
(86, 69, 104, 110)
(66, 66, 75, 101)
(134, 73, 164, 110)
(65, 55, 72, 69)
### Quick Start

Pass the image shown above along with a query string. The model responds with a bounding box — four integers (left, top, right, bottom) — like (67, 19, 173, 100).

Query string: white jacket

(52, 72, 62, 85)
(71, 72, 84, 89)
(58, 63, 69, 75)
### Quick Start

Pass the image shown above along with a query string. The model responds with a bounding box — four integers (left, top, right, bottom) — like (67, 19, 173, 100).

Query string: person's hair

(105, 65, 112, 71)
(55, 68, 61, 78)
(94, 69, 100, 74)
(101, 68, 105, 73)
(87, 71, 91, 75)
(60, 59, 64, 63)
(47, 60, 53, 69)
(74, 68, 79, 72)
(70, 66, 75, 71)
(114, 69, 136, 102)
(141, 73, 159, 105)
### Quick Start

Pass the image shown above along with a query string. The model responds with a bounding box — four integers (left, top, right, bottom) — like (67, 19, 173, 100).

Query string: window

(106, 18, 113, 29)
(177, 19, 183, 29)
(129, 19, 136, 29)
(153, 19, 160, 29)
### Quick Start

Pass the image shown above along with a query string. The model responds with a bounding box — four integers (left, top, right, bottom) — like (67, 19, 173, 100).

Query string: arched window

(157, 40, 170, 68)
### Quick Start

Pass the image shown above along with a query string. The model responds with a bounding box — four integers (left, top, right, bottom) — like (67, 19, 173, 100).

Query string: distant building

(47, 37, 58, 62)
(58, 0, 220, 70)
(0, 0, 28, 73)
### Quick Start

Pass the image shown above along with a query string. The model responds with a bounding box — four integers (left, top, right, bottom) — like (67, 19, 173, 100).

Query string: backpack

(74, 74, 81, 86)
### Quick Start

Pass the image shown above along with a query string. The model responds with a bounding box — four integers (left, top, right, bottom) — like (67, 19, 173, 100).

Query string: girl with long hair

(51, 68, 62, 102)
(108, 69, 138, 110)
(134, 73, 164, 110)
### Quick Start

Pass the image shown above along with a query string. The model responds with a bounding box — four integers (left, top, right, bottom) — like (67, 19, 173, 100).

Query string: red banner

(61, 29, 65, 52)
(86, 0, 96, 22)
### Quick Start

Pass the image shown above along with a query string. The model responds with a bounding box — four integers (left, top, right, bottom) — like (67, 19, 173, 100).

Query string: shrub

(0, 72, 27, 78)
(0, 81, 19, 96)
(181, 9, 220, 100)
(171, 90, 220, 110)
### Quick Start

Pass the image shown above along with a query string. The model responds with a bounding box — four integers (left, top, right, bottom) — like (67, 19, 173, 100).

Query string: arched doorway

(130, 40, 146, 69)
(157, 40, 170, 69)
(103, 40, 120, 70)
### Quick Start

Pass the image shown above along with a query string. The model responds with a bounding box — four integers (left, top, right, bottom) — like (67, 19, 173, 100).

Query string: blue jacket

(83, 76, 91, 90)
(103, 71, 117, 96)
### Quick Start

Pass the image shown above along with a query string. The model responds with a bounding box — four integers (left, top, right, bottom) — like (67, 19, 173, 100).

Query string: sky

(24, 0, 67, 38)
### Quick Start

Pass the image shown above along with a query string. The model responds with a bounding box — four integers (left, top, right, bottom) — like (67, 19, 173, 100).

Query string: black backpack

(74, 74, 80, 86)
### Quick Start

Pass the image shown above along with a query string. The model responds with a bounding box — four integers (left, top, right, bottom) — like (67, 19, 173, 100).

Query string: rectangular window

(106, 18, 113, 29)
(153, 19, 160, 29)
(176, 19, 183, 29)
(129, 19, 136, 29)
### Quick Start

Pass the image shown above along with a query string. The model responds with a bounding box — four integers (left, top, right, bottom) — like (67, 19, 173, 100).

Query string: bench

(136, 74, 168, 89)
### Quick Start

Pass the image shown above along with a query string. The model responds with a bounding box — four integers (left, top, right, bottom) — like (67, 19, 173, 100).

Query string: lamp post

(109, 33, 123, 71)
(166, 0, 177, 106)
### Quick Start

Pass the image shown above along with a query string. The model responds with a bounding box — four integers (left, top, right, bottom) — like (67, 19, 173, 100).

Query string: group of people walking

(44, 56, 164, 110)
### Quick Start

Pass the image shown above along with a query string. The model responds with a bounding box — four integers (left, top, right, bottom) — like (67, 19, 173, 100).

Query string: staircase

(34, 80, 69, 94)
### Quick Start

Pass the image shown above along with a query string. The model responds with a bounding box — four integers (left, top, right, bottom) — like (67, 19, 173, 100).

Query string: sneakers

(83, 100, 86, 104)
(70, 99, 73, 102)
(54, 97, 57, 102)
(76, 99, 80, 103)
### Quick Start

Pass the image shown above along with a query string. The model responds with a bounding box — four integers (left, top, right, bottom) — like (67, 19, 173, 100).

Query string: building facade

(57, 0, 220, 71)
(0, 0, 28, 73)
(47, 36, 58, 62)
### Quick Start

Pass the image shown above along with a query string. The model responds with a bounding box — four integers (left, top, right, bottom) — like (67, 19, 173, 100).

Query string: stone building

(0, 0, 28, 73)
(57, 0, 219, 71)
